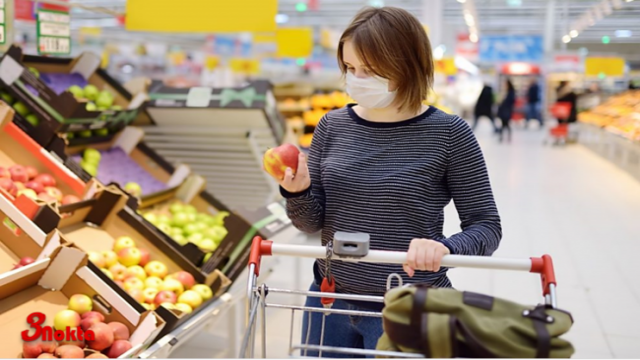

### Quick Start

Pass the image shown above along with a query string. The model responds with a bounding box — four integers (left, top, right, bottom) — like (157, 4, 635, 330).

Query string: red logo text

(21, 313, 95, 342)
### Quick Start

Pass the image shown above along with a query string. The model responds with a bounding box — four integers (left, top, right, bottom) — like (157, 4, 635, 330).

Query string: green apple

(86, 102, 98, 111)
(96, 94, 114, 109)
(172, 212, 190, 227)
(13, 102, 30, 116)
(80, 161, 98, 176)
(198, 239, 217, 252)
(94, 128, 109, 136)
(25, 114, 39, 126)
(157, 223, 172, 234)
(183, 205, 197, 215)
(187, 233, 203, 245)
(194, 222, 208, 232)
(169, 227, 183, 237)
(124, 182, 142, 197)
(67, 132, 75, 139)
(28, 67, 40, 78)
(1, 92, 14, 104)
(156, 215, 171, 226)
(83, 148, 101, 163)
(195, 213, 211, 223)
(143, 212, 158, 224)
(201, 252, 212, 265)
(84, 85, 99, 101)
(97, 106, 108, 111)
(169, 203, 184, 215)
(111, 105, 123, 111)
(183, 223, 200, 236)
(173, 234, 188, 246)
(68, 85, 84, 98)
(191, 284, 213, 301)
(205, 226, 228, 244)
(79, 130, 93, 138)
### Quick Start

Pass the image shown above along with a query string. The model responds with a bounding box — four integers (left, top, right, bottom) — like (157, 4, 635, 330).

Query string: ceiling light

(295, 2, 307, 12)
(602, 35, 611, 44)
(275, 14, 289, 24)
(562, 35, 571, 43)
(569, 30, 579, 38)
(506, 0, 522, 6)
(625, 0, 633, 2)
(615, 30, 633, 37)
(457, 0, 466, 3)
(469, 33, 478, 43)
(369, 0, 384, 7)
(464, 14, 475, 26)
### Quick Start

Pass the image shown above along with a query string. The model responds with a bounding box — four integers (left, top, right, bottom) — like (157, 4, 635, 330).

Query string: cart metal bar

(264, 287, 384, 303)
(266, 303, 382, 317)
(291, 344, 425, 358)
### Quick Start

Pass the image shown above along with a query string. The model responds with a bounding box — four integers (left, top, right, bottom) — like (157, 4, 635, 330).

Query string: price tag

(0, 0, 5, 44)
(37, 9, 71, 55)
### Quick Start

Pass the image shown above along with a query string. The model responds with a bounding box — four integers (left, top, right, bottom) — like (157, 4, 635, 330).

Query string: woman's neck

(354, 104, 429, 123)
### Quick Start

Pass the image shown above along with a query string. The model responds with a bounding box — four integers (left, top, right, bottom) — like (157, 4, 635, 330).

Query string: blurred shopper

(264, 6, 502, 357)
(473, 83, 498, 133)
(525, 78, 543, 128)
(497, 79, 516, 142)
(556, 81, 577, 124)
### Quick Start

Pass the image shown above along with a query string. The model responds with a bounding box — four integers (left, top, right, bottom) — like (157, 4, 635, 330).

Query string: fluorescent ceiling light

(469, 33, 478, 43)
(507, 0, 522, 6)
(570, 30, 579, 38)
(457, 0, 466, 3)
(275, 14, 289, 24)
(615, 30, 632, 37)
(562, 35, 571, 43)
(464, 14, 475, 26)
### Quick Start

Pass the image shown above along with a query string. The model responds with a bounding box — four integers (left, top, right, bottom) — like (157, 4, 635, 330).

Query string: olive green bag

(376, 286, 574, 358)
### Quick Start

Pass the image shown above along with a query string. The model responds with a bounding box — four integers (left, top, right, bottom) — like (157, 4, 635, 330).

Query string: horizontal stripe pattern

(284, 105, 502, 296)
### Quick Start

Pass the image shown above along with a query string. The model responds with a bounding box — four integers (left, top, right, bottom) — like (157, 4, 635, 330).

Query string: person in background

(497, 79, 516, 143)
(525, 78, 543, 128)
(473, 82, 498, 133)
(556, 81, 577, 124)
(264, 6, 502, 357)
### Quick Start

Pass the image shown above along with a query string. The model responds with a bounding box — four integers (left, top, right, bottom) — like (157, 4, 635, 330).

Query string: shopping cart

(240, 233, 558, 358)
(545, 102, 574, 145)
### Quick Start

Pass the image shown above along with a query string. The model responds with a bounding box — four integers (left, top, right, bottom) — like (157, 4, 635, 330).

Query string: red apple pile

(90, 236, 214, 314)
(0, 165, 81, 206)
(12, 256, 35, 270)
(21, 294, 133, 358)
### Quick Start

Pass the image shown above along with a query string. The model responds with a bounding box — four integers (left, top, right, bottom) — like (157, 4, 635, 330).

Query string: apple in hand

(34, 173, 56, 187)
(117, 247, 142, 267)
(144, 261, 168, 278)
(178, 290, 203, 309)
(9, 165, 29, 183)
(68, 294, 92, 315)
(154, 291, 177, 307)
(191, 284, 213, 301)
(113, 236, 135, 252)
(25, 180, 45, 194)
(263, 143, 300, 181)
(53, 310, 81, 331)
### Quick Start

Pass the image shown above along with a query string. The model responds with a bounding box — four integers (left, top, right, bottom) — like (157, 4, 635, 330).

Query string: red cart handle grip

(530, 254, 557, 296)
(248, 236, 273, 277)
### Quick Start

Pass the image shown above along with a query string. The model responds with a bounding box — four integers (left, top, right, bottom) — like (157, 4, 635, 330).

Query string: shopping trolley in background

(546, 101, 575, 145)
(240, 232, 559, 358)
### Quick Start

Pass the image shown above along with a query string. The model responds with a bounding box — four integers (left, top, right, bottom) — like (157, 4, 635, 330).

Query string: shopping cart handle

(248, 237, 558, 302)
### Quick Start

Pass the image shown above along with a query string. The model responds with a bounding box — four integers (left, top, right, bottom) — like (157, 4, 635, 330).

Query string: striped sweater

(282, 105, 502, 297)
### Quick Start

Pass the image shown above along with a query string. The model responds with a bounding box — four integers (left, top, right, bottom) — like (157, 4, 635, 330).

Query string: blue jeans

(300, 282, 384, 358)
(526, 103, 543, 126)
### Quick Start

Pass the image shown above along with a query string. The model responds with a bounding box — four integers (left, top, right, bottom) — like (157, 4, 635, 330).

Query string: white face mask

(345, 72, 397, 109)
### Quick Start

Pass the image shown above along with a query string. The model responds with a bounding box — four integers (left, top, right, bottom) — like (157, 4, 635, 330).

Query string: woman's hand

(267, 152, 311, 194)
(403, 238, 451, 277)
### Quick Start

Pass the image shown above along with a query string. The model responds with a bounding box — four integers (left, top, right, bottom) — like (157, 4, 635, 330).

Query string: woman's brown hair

(337, 6, 434, 114)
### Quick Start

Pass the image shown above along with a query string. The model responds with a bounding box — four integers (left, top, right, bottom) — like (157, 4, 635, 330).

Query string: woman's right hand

(269, 152, 311, 193)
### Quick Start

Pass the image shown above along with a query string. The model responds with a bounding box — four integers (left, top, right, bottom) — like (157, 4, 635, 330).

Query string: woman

(556, 81, 577, 124)
(497, 79, 516, 143)
(473, 82, 498, 133)
(265, 7, 502, 357)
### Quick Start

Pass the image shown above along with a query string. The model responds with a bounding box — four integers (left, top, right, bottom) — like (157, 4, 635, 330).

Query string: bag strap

(411, 286, 430, 357)
(523, 305, 553, 358)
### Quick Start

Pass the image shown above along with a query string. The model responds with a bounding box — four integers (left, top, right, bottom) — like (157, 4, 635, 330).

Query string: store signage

(276, 27, 314, 58)
(455, 33, 478, 62)
(479, 35, 543, 62)
(22, 312, 96, 342)
(584, 57, 625, 77)
(0, 0, 5, 44)
(36, 9, 71, 55)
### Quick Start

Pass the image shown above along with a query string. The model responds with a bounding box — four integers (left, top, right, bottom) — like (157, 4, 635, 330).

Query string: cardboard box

(0, 45, 146, 135)
(0, 103, 98, 222)
(0, 246, 165, 358)
(57, 186, 230, 338)
(135, 174, 256, 274)
(46, 126, 190, 205)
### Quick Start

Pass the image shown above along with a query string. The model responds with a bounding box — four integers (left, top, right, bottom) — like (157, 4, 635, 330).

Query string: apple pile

(11, 256, 35, 270)
(89, 236, 213, 314)
(22, 294, 133, 358)
(79, 149, 101, 177)
(67, 85, 122, 112)
(0, 164, 81, 206)
(0, 91, 41, 127)
(142, 202, 229, 255)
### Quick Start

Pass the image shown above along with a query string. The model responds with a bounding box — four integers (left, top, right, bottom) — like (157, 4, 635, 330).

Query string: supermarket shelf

(579, 123, 640, 182)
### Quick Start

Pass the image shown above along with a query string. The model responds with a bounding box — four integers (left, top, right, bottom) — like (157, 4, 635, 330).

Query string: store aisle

(258, 121, 640, 359)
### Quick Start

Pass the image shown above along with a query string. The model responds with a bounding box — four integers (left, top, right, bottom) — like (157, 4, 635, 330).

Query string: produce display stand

(0, 45, 146, 146)
(0, 245, 165, 358)
(133, 80, 285, 210)
(56, 186, 231, 341)
(46, 125, 191, 204)
(579, 122, 640, 181)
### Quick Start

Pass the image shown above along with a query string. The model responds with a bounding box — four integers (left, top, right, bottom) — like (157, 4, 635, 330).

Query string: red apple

(154, 290, 177, 307)
(25, 180, 45, 194)
(0, 177, 17, 197)
(117, 247, 142, 267)
(124, 265, 146, 281)
(137, 248, 151, 267)
(80, 316, 102, 332)
(20, 257, 35, 266)
(40, 341, 57, 354)
(87, 323, 114, 351)
(37, 354, 57, 359)
(44, 187, 63, 202)
(82, 311, 105, 321)
(263, 143, 300, 181)
(104, 340, 132, 358)
(126, 288, 145, 303)
(38, 192, 57, 203)
(123, 277, 144, 292)
(62, 194, 81, 205)
(108, 264, 127, 281)
(85, 353, 108, 359)
(35, 173, 56, 187)
(107, 322, 130, 341)
(0, 166, 10, 179)
(54, 345, 84, 359)
(87, 252, 106, 268)
(161, 278, 184, 296)
(23, 341, 46, 358)
(9, 165, 29, 183)
(142, 287, 159, 304)
(170, 271, 196, 290)
(68, 294, 93, 315)
(25, 166, 39, 180)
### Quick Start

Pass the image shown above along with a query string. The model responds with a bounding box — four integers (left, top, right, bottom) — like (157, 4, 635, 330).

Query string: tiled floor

(171, 121, 640, 358)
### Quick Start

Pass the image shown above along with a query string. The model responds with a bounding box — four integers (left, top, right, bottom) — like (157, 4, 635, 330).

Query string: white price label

(39, 37, 70, 54)
(40, 22, 71, 37)
(0, 9, 5, 24)
(39, 11, 70, 23)
(0, 26, 4, 45)
(0, 0, 4, 8)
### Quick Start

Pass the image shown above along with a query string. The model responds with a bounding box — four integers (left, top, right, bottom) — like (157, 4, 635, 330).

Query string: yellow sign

(80, 27, 102, 36)
(205, 55, 220, 71)
(585, 57, 625, 77)
(254, 33, 276, 44)
(230, 58, 260, 75)
(435, 58, 457, 75)
(125, 0, 277, 33)
(276, 27, 314, 58)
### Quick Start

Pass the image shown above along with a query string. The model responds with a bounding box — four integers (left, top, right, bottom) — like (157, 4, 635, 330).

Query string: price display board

(37, 9, 71, 55)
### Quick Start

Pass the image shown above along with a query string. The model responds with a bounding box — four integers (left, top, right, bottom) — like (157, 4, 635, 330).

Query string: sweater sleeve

(280, 116, 328, 234)
(441, 118, 502, 256)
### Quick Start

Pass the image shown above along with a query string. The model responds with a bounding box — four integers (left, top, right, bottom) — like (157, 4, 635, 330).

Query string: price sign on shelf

(37, 9, 71, 55)
(0, 0, 6, 45)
